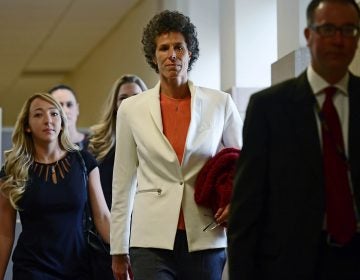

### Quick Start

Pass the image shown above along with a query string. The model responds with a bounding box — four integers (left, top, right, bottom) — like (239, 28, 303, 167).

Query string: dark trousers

(129, 230, 226, 280)
(316, 232, 360, 280)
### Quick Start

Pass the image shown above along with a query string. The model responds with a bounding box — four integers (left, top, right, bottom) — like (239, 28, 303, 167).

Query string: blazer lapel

(186, 82, 202, 143)
(147, 83, 177, 158)
(148, 82, 164, 133)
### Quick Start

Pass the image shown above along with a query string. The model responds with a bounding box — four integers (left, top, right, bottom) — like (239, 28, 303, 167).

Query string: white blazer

(110, 81, 242, 254)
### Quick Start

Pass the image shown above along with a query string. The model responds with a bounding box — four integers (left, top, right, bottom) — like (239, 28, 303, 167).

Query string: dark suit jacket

(227, 71, 360, 280)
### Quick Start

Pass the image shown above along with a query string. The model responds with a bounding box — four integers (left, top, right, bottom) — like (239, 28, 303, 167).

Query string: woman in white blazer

(111, 10, 242, 280)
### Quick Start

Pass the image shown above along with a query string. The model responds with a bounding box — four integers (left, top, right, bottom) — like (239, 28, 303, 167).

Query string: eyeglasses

(310, 24, 360, 37)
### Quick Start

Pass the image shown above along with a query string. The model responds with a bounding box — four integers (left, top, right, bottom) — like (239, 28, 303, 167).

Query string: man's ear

(304, 27, 311, 44)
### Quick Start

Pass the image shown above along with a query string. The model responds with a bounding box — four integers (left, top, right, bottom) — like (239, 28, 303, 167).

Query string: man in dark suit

(227, 0, 360, 279)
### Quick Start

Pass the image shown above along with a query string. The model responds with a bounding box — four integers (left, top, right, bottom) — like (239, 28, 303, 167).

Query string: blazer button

(180, 182, 184, 185)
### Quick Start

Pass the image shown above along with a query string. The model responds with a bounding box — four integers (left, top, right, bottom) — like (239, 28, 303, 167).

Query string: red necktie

(322, 86, 356, 245)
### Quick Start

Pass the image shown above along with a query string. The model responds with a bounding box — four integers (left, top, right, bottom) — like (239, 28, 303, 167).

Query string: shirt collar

(306, 65, 349, 96)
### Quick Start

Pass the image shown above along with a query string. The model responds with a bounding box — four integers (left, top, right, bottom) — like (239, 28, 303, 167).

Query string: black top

(98, 146, 115, 210)
(0, 150, 97, 279)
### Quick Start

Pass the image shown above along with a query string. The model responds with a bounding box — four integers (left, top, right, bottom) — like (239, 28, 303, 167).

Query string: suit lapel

(348, 74, 360, 165)
(288, 72, 323, 179)
(348, 74, 360, 213)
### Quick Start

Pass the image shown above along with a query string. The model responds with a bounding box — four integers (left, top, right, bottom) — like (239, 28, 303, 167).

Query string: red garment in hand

(194, 147, 241, 224)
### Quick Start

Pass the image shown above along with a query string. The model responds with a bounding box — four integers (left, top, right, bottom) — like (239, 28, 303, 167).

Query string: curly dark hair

(142, 10, 200, 73)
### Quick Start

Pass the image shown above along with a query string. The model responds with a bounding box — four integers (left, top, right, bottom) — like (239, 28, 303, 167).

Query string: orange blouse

(160, 93, 191, 230)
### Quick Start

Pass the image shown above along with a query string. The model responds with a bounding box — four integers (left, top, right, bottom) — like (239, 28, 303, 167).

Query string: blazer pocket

(136, 188, 162, 196)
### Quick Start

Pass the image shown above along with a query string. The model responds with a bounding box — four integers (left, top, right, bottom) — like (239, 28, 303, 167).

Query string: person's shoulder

(349, 74, 360, 101)
(193, 85, 230, 103)
(189, 81, 226, 95)
(79, 149, 93, 158)
(77, 149, 98, 172)
(71, 149, 97, 165)
(246, 74, 310, 114)
(258, 77, 299, 95)
(349, 72, 360, 84)
(252, 74, 306, 102)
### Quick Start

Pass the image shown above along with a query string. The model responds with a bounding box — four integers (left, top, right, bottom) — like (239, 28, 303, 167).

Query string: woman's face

(117, 82, 143, 108)
(51, 89, 79, 128)
(153, 32, 192, 82)
(27, 98, 62, 144)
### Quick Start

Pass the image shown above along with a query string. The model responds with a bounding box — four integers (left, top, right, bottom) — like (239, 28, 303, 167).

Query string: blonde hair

(0, 93, 78, 209)
(88, 75, 147, 162)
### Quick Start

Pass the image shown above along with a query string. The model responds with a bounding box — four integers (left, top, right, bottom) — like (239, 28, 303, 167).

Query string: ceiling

(0, 0, 137, 113)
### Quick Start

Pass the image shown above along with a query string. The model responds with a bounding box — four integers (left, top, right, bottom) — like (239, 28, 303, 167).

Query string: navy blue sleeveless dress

(1, 150, 97, 280)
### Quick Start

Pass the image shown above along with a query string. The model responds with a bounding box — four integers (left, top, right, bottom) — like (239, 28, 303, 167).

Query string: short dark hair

(142, 10, 200, 73)
(307, 0, 360, 26)
(48, 84, 78, 100)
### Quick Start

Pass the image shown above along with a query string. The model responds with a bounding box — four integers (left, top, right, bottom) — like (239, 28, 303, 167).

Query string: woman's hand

(214, 203, 230, 225)
(112, 254, 132, 280)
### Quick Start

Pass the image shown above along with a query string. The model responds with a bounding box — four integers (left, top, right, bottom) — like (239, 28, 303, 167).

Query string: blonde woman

(0, 93, 110, 279)
(88, 75, 147, 279)
(89, 74, 147, 209)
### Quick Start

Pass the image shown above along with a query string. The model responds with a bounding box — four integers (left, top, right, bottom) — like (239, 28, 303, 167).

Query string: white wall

(277, 0, 310, 58)
(235, 0, 277, 87)
(220, 0, 277, 89)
